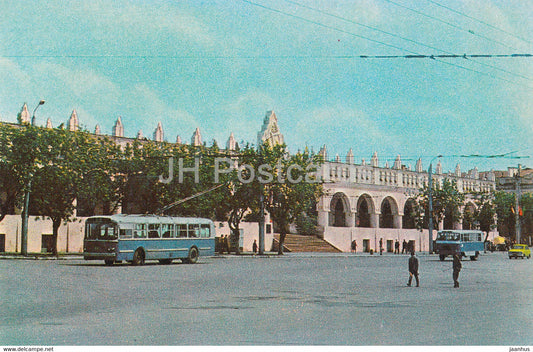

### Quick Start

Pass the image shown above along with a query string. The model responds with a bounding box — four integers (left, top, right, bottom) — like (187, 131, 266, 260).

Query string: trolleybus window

(178, 224, 187, 237)
(148, 224, 160, 238)
(120, 229, 133, 239)
(161, 224, 173, 238)
(86, 221, 117, 240)
(134, 224, 147, 238)
(189, 224, 200, 238)
(200, 224, 210, 238)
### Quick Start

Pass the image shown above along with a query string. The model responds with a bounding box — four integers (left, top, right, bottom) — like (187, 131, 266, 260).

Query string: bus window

(178, 224, 187, 238)
(86, 221, 117, 240)
(188, 224, 200, 238)
(134, 224, 147, 238)
(120, 229, 133, 239)
(148, 224, 160, 238)
(161, 224, 172, 238)
(200, 224, 211, 238)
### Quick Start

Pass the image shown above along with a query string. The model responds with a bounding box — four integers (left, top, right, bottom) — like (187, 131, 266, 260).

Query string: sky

(1, 0, 532, 173)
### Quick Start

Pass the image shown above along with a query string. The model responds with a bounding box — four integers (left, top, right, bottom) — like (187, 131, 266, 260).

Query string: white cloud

(76, 1, 217, 49)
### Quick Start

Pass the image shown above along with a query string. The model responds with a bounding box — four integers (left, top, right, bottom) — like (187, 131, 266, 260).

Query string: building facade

(1, 105, 500, 254)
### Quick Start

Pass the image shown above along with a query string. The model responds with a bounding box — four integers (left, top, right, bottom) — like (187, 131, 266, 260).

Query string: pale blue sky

(1, 0, 531, 172)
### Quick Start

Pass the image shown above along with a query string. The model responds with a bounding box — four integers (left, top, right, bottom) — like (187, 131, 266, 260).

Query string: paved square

(1, 252, 531, 345)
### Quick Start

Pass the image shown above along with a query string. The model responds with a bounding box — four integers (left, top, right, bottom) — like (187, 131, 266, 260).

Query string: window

(120, 229, 133, 239)
(188, 224, 200, 238)
(200, 224, 211, 238)
(148, 224, 160, 238)
(178, 224, 188, 238)
(161, 224, 173, 238)
(134, 224, 147, 238)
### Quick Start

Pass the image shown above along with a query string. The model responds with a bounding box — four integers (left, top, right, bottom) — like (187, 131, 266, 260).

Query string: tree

(0, 124, 25, 222)
(414, 178, 465, 231)
(259, 143, 323, 254)
(493, 191, 515, 237)
(29, 127, 116, 255)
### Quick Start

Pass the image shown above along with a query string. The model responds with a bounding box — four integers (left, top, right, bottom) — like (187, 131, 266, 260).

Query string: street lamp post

(20, 100, 45, 256)
(428, 155, 442, 254)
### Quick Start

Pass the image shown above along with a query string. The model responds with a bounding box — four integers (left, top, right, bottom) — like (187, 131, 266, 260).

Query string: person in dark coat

(453, 253, 462, 288)
(252, 240, 258, 254)
(407, 251, 419, 287)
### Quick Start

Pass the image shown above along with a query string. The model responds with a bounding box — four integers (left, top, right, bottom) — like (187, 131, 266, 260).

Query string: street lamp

(428, 155, 442, 254)
(21, 100, 45, 256)
(31, 100, 45, 126)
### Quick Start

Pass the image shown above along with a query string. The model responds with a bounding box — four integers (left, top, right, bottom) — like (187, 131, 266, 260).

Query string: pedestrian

(395, 240, 400, 254)
(351, 239, 357, 253)
(252, 240, 258, 254)
(379, 238, 383, 255)
(402, 240, 407, 254)
(453, 253, 462, 288)
(407, 251, 419, 287)
(225, 235, 231, 254)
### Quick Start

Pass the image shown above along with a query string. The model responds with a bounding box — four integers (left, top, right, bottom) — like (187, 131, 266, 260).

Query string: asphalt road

(1, 251, 531, 346)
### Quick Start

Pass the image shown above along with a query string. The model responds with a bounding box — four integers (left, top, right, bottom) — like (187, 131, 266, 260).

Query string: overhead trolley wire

(241, 0, 533, 89)
(281, 0, 533, 81)
(381, 0, 523, 51)
(425, 0, 533, 47)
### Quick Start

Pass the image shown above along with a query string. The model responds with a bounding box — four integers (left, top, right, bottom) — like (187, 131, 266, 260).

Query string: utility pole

(259, 185, 265, 255)
(21, 100, 45, 256)
(515, 164, 522, 244)
(428, 162, 434, 254)
(428, 155, 442, 254)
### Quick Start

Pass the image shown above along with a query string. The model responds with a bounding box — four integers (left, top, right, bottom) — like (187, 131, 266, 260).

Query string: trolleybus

(83, 214, 215, 265)
(434, 229, 485, 261)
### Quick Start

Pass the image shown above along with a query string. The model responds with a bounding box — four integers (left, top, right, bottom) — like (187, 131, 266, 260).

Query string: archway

(329, 192, 349, 227)
(380, 198, 395, 228)
(462, 202, 476, 230)
(356, 194, 374, 228)
(403, 198, 417, 229)
(444, 205, 460, 230)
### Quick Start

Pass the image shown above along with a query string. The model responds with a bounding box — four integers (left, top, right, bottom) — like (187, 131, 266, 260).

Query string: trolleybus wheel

(470, 252, 479, 261)
(132, 248, 145, 266)
(439, 254, 446, 261)
(184, 247, 199, 264)
(104, 259, 114, 266)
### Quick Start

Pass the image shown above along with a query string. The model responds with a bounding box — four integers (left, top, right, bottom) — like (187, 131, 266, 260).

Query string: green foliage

(258, 143, 323, 254)
(414, 178, 465, 231)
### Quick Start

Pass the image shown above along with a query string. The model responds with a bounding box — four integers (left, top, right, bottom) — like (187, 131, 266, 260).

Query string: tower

(153, 122, 164, 142)
(68, 110, 79, 131)
(191, 127, 202, 146)
(113, 117, 124, 137)
(257, 110, 284, 147)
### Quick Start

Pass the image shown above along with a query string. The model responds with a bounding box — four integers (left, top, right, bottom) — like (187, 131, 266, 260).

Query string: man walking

(453, 253, 462, 288)
(407, 251, 419, 287)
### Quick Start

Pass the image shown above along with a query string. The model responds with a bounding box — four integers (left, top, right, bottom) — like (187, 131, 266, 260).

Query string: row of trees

(412, 178, 533, 240)
(0, 123, 322, 255)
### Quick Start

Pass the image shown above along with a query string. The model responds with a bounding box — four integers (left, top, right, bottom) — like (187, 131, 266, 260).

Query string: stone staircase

(273, 234, 342, 253)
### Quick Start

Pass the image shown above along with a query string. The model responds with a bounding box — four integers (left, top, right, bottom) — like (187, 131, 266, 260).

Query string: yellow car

(508, 244, 531, 259)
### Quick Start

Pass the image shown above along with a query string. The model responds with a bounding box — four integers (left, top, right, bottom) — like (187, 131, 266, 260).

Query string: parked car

(508, 244, 531, 259)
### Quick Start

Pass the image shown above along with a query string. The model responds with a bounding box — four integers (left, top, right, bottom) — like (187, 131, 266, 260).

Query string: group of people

(407, 251, 462, 288)
(349, 239, 415, 255)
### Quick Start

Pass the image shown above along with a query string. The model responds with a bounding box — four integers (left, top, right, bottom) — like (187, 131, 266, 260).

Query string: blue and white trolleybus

(83, 214, 215, 265)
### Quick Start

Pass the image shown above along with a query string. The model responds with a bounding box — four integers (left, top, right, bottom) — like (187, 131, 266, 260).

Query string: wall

(0, 215, 271, 254)
(215, 221, 275, 252)
(324, 226, 500, 253)
(0, 215, 85, 254)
